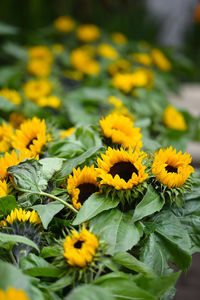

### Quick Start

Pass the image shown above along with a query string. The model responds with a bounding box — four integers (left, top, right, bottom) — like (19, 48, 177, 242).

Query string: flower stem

(15, 187, 78, 214)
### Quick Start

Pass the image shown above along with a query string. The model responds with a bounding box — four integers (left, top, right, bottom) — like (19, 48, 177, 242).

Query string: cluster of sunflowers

(0, 15, 200, 300)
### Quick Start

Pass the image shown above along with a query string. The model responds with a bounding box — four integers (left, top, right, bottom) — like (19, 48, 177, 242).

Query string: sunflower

(0, 150, 36, 180)
(28, 45, 53, 64)
(37, 95, 61, 109)
(0, 180, 8, 198)
(67, 165, 99, 210)
(108, 96, 134, 120)
(111, 32, 127, 45)
(151, 48, 171, 72)
(27, 59, 51, 77)
(9, 112, 26, 129)
(70, 48, 100, 75)
(108, 59, 131, 76)
(100, 113, 142, 150)
(23, 79, 52, 102)
(60, 127, 75, 139)
(54, 15, 75, 33)
(151, 146, 194, 188)
(12, 117, 48, 156)
(97, 147, 148, 191)
(1, 208, 42, 263)
(63, 227, 99, 267)
(132, 53, 152, 66)
(163, 105, 187, 131)
(98, 44, 118, 59)
(0, 287, 30, 300)
(0, 123, 14, 153)
(0, 88, 21, 105)
(76, 24, 100, 42)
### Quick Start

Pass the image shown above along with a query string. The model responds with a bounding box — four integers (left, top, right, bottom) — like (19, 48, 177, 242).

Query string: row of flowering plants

(0, 15, 199, 300)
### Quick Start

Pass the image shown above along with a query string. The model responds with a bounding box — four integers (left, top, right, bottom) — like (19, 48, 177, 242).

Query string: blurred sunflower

(0, 88, 21, 105)
(100, 113, 142, 150)
(0, 150, 36, 180)
(132, 53, 152, 66)
(111, 32, 127, 45)
(37, 95, 61, 109)
(98, 43, 118, 59)
(60, 127, 75, 139)
(108, 59, 131, 76)
(23, 79, 52, 102)
(28, 46, 53, 64)
(0, 287, 30, 300)
(70, 48, 100, 75)
(0, 123, 14, 153)
(27, 59, 52, 77)
(67, 165, 99, 210)
(0, 180, 8, 197)
(9, 112, 26, 129)
(12, 117, 49, 156)
(54, 15, 75, 33)
(63, 227, 99, 267)
(151, 146, 194, 188)
(97, 147, 148, 193)
(163, 105, 187, 131)
(76, 24, 100, 42)
(151, 48, 171, 72)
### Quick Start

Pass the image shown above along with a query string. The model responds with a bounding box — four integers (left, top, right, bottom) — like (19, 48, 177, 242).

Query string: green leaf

(0, 232, 39, 252)
(46, 275, 72, 292)
(112, 252, 155, 278)
(0, 22, 18, 35)
(133, 186, 164, 223)
(66, 284, 114, 300)
(134, 271, 180, 298)
(55, 145, 102, 181)
(90, 209, 142, 255)
(24, 267, 62, 278)
(32, 201, 64, 229)
(2, 42, 28, 60)
(39, 158, 65, 182)
(72, 194, 119, 225)
(0, 96, 16, 112)
(0, 195, 18, 217)
(95, 273, 156, 300)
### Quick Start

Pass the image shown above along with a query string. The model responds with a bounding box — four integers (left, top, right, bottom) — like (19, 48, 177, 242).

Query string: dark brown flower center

(74, 240, 84, 249)
(26, 137, 37, 149)
(77, 183, 99, 205)
(109, 161, 138, 182)
(165, 165, 178, 173)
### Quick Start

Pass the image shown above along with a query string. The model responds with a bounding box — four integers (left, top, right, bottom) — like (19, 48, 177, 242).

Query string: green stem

(15, 187, 78, 214)
(9, 249, 18, 267)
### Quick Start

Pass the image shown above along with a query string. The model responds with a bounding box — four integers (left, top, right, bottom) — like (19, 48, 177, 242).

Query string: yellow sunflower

(151, 146, 194, 188)
(0, 150, 36, 180)
(0, 88, 21, 105)
(67, 165, 99, 210)
(108, 59, 131, 76)
(111, 32, 127, 45)
(23, 79, 52, 102)
(0, 180, 8, 197)
(108, 96, 134, 120)
(37, 95, 61, 109)
(63, 227, 99, 267)
(54, 15, 75, 33)
(60, 127, 75, 139)
(132, 53, 152, 66)
(12, 117, 48, 156)
(27, 59, 51, 77)
(151, 48, 171, 72)
(76, 24, 100, 42)
(70, 48, 100, 75)
(100, 113, 142, 150)
(0, 287, 30, 300)
(28, 46, 53, 64)
(9, 112, 26, 129)
(163, 105, 187, 131)
(0, 123, 14, 153)
(97, 147, 148, 190)
(1, 208, 41, 226)
(98, 43, 118, 59)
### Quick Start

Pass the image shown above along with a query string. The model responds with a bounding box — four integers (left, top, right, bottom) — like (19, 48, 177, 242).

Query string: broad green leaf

(95, 274, 156, 300)
(24, 267, 62, 278)
(55, 145, 102, 181)
(72, 194, 119, 225)
(66, 284, 114, 300)
(90, 209, 142, 254)
(180, 215, 200, 253)
(0, 232, 39, 252)
(32, 201, 64, 229)
(0, 195, 18, 217)
(133, 186, 164, 223)
(2, 42, 28, 60)
(134, 271, 180, 298)
(39, 158, 65, 181)
(0, 96, 16, 112)
(46, 275, 72, 292)
(112, 252, 155, 278)
(0, 22, 18, 35)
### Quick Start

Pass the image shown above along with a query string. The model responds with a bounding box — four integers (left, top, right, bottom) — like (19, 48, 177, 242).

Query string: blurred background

(0, 1, 200, 299)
